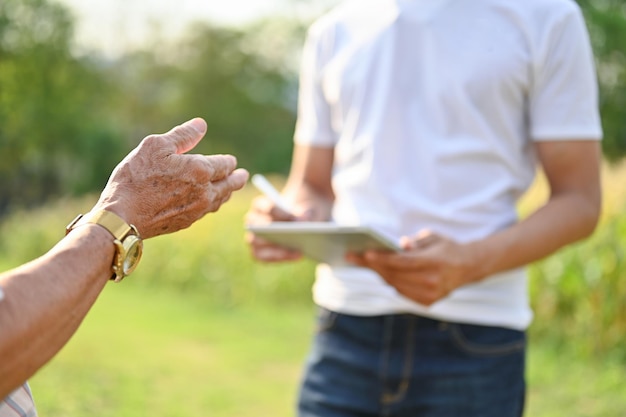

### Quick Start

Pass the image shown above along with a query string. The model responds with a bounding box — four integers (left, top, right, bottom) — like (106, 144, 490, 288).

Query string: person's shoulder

(484, 0, 585, 32)
(492, 0, 582, 18)
(529, 0, 582, 15)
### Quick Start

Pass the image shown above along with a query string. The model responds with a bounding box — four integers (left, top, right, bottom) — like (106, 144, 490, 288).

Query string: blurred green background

(1, 0, 625, 416)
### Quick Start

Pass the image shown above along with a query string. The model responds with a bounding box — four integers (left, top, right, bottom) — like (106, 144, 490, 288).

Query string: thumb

(165, 118, 208, 155)
(401, 229, 435, 250)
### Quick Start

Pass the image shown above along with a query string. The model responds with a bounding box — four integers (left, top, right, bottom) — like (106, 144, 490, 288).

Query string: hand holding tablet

(246, 222, 401, 266)
(249, 174, 400, 265)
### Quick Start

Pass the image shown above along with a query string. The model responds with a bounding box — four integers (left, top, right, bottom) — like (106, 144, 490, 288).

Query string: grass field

(29, 286, 314, 417)
(28, 285, 626, 417)
(2, 162, 625, 416)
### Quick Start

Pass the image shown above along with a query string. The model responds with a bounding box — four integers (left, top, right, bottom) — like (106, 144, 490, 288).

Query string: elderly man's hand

(93, 118, 249, 238)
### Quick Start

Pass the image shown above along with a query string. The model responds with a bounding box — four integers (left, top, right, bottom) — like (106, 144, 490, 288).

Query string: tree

(109, 20, 304, 175)
(0, 0, 124, 214)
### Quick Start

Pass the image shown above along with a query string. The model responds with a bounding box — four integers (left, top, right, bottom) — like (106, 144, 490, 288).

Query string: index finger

(203, 154, 239, 182)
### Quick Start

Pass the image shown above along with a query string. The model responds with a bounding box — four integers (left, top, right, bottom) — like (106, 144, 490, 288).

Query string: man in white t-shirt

(246, 0, 602, 415)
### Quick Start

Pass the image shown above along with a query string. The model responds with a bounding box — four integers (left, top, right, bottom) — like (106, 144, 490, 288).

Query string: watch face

(123, 237, 143, 275)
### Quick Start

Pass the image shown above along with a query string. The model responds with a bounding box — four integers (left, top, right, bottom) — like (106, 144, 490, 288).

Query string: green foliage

(0, 0, 126, 213)
(0, 195, 93, 268)
(107, 21, 301, 175)
(577, 0, 626, 160)
(0, 0, 304, 215)
(528, 212, 626, 360)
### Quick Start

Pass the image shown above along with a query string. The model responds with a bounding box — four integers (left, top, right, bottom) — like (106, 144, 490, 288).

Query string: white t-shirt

(294, 0, 602, 330)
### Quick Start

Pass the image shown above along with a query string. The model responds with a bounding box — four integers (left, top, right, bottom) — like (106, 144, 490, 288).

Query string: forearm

(283, 145, 335, 221)
(0, 225, 114, 398)
(468, 190, 600, 282)
(467, 139, 602, 283)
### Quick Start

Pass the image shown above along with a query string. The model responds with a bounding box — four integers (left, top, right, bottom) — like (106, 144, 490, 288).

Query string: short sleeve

(293, 22, 338, 147)
(0, 383, 38, 416)
(530, 5, 603, 141)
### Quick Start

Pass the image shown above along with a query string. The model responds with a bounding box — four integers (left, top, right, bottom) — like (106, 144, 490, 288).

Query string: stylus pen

(251, 174, 293, 213)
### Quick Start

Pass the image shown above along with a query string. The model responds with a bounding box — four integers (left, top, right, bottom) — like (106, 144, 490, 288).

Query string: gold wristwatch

(66, 210, 143, 282)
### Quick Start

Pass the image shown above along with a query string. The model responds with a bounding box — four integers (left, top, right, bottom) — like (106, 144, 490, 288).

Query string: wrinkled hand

(93, 118, 249, 239)
(346, 230, 481, 306)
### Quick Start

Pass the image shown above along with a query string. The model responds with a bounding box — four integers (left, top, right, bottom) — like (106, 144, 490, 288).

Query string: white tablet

(246, 222, 400, 266)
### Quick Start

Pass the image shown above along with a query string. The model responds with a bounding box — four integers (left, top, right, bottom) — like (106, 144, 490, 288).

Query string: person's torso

(304, 0, 599, 329)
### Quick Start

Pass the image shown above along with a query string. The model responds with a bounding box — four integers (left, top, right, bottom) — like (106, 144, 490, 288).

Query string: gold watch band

(66, 210, 132, 240)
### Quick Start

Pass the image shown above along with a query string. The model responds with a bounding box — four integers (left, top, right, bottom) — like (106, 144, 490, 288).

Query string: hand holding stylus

(251, 174, 294, 214)
(246, 174, 302, 261)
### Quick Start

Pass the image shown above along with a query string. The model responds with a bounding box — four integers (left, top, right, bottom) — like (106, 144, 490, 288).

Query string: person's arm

(245, 144, 334, 262)
(468, 140, 601, 279)
(0, 226, 115, 399)
(0, 118, 249, 398)
(348, 140, 602, 306)
(282, 144, 335, 220)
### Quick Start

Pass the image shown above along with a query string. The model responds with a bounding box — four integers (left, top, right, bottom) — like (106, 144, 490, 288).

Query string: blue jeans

(297, 308, 526, 417)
